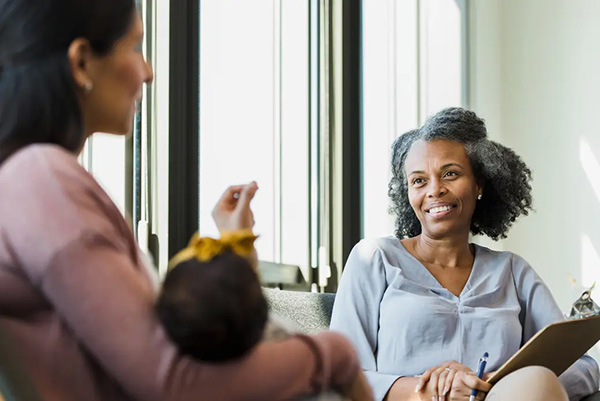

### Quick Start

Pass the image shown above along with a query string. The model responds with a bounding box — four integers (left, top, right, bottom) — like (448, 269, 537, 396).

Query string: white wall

(469, 1, 600, 318)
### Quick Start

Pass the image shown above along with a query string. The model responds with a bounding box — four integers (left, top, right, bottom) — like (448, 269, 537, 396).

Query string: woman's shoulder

(0, 144, 92, 187)
(1, 143, 108, 197)
(349, 236, 404, 260)
(0, 144, 131, 276)
(472, 243, 535, 275)
(344, 237, 409, 278)
(354, 236, 402, 250)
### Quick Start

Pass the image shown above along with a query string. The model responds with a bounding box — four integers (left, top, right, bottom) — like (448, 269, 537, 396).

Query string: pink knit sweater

(0, 144, 358, 401)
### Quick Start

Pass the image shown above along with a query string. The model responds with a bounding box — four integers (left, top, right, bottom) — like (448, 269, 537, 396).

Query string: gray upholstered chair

(263, 288, 600, 401)
(263, 288, 335, 334)
(263, 288, 343, 401)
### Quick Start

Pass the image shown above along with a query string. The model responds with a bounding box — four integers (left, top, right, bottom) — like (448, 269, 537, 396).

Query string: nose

(427, 177, 447, 198)
(144, 59, 154, 84)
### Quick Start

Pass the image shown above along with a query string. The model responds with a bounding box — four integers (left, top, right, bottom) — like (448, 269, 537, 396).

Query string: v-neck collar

(396, 239, 480, 300)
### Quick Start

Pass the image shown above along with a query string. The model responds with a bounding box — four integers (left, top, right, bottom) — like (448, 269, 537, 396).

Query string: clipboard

(487, 314, 600, 385)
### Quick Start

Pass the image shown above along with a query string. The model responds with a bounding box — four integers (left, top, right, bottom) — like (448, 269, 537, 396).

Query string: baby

(156, 231, 291, 362)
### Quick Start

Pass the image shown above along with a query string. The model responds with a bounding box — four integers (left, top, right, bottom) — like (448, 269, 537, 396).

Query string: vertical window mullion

(309, 0, 321, 279)
(169, 0, 200, 259)
(273, 0, 283, 264)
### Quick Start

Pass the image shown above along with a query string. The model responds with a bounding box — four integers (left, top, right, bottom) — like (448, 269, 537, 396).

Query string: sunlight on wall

(580, 137, 600, 203)
(580, 233, 600, 294)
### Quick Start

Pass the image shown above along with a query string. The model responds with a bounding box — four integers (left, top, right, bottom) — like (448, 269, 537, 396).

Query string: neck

(413, 231, 473, 268)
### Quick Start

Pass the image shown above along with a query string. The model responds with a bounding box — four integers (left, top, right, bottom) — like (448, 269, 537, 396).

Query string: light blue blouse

(330, 237, 600, 401)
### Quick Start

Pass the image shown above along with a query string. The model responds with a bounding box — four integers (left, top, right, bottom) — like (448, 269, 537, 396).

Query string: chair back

(263, 288, 335, 334)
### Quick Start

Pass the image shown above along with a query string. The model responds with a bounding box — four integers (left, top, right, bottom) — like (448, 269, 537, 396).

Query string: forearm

(558, 355, 600, 401)
(384, 377, 421, 401)
(163, 334, 357, 401)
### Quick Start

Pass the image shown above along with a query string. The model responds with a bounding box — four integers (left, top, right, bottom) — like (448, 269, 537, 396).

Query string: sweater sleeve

(512, 254, 600, 401)
(330, 240, 400, 401)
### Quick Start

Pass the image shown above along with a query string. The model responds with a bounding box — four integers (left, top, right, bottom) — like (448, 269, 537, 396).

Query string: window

(80, 0, 467, 288)
(361, 0, 467, 240)
(198, 0, 312, 286)
(80, 135, 128, 217)
(81, 0, 171, 272)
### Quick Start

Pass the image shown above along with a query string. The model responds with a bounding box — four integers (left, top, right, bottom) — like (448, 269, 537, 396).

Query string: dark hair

(0, 0, 136, 162)
(389, 107, 533, 240)
(156, 252, 268, 362)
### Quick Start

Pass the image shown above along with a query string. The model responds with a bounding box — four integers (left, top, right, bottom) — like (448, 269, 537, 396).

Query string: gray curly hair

(388, 107, 533, 240)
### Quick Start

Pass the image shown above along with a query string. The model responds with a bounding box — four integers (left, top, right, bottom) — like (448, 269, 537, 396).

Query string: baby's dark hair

(156, 251, 268, 362)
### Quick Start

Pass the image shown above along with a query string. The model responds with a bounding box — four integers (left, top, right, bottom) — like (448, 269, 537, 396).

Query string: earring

(84, 82, 93, 92)
(477, 194, 482, 200)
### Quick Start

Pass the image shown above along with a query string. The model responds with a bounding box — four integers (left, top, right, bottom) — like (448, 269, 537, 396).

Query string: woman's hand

(415, 361, 475, 401)
(483, 371, 497, 381)
(341, 371, 374, 401)
(212, 182, 258, 233)
(443, 371, 491, 401)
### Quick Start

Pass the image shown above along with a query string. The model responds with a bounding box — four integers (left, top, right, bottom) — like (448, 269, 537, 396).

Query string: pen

(469, 352, 489, 401)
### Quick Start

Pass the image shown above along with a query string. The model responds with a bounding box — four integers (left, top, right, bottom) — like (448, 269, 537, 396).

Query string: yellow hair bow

(168, 229, 258, 270)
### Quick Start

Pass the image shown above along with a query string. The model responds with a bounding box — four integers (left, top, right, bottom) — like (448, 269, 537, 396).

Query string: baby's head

(156, 251, 268, 362)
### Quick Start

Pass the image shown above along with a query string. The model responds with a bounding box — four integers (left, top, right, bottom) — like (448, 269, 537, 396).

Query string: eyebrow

(408, 163, 463, 176)
(441, 163, 463, 170)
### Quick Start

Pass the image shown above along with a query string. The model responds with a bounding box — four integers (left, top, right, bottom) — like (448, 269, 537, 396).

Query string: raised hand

(212, 181, 258, 233)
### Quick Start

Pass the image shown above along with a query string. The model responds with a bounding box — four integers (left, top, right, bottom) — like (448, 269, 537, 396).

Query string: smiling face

(79, 13, 154, 136)
(404, 139, 482, 240)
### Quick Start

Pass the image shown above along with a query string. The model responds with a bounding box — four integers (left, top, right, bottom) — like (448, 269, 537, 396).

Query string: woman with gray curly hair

(330, 107, 599, 401)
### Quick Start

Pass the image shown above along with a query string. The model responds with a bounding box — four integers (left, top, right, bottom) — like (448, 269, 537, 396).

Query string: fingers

(213, 182, 257, 214)
(415, 369, 431, 392)
(483, 371, 497, 381)
(415, 362, 449, 393)
(211, 182, 258, 232)
(446, 360, 473, 374)
(237, 181, 258, 209)
(213, 185, 244, 215)
(436, 368, 451, 401)
(442, 368, 456, 399)
(219, 185, 245, 203)
(460, 372, 492, 392)
(428, 367, 443, 401)
(475, 391, 487, 401)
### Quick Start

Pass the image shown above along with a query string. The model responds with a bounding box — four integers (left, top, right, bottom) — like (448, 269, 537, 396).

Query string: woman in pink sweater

(0, 1, 372, 400)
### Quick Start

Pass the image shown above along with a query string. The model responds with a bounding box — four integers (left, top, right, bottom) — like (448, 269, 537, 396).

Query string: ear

(67, 38, 95, 91)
